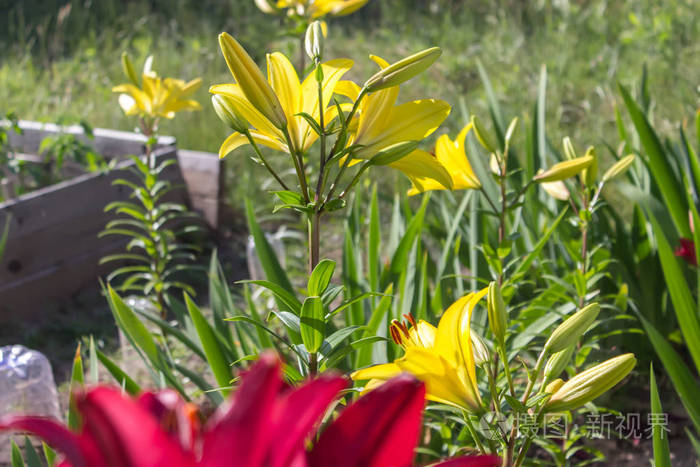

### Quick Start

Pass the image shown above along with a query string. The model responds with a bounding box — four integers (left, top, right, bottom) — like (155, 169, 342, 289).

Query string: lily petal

(309, 374, 425, 467)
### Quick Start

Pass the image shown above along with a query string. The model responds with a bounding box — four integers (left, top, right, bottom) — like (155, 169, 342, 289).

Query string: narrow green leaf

(239, 280, 302, 314)
(511, 207, 568, 280)
(244, 198, 296, 311)
(619, 83, 690, 237)
(95, 349, 141, 395)
(10, 440, 24, 467)
(356, 284, 394, 367)
(23, 438, 42, 467)
(88, 336, 99, 384)
(42, 443, 57, 467)
(649, 214, 700, 371)
(243, 284, 275, 349)
(67, 343, 84, 431)
(184, 293, 232, 395)
(639, 315, 700, 434)
(300, 297, 325, 353)
(308, 259, 336, 296)
(650, 364, 672, 467)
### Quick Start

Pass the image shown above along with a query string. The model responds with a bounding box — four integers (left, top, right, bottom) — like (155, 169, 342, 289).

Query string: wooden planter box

(0, 121, 223, 318)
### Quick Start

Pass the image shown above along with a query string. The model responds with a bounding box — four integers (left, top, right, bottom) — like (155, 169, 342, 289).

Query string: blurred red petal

(137, 390, 200, 452)
(309, 374, 425, 467)
(675, 238, 697, 266)
(78, 387, 194, 467)
(268, 372, 347, 467)
(0, 416, 93, 467)
(200, 351, 282, 467)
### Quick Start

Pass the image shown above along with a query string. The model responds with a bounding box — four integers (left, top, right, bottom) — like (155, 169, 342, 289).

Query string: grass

(0, 0, 698, 205)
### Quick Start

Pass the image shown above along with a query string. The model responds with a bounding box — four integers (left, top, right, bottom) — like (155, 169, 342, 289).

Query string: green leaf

(356, 284, 394, 367)
(23, 437, 42, 467)
(88, 336, 99, 384)
(243, 284, 275, 349)
(511, 207, 568, 280)
(618, 83, 690, 237)
(650, 364, 671, 467)
(244, 199, 297, 312)
(95, 349, 141, 395)
(639, 315, 700, 434)
(649, 214, 700, 371)
(300, 297, 324, 353)
(184, 293, 232, 395)
(0, 213, 11, 261)
(239, 280, 302, 314)
(10, 440, 24, 467)
(42, 443, 57, 467)
(380, 194, 430, 288)
(107, 286, 159, 364)
(368, 185, 380, 295)
(308, 259, 336, 296)
(67, 343, 84, 431)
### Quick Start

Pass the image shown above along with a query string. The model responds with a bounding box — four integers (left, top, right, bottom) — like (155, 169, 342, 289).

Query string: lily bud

(211, 94, 248, 133)
(364, 47, 442, 92)
(544, 303, 600, 354)
(563, 136, 577, 160)
(540, 179, 570, 201)
(487, 281, 507, 344)
(254, 0, 276, 14)
(544, 345, 575, 384)
(369, 141, 419, 166)
(544, 353, 636, 412)
(534, 155, 594, 183)
(121, 52, 140, 87)
(545, 378, 564, 395)
(602, 154, 636, 182)
(489, 153, 501, 175)
(471, 332, 490, 367)
(471, 115, 498, 154)
(581, 146, 598, 187)
(218, 32, 287, 129)
(305, 21, 325, 63)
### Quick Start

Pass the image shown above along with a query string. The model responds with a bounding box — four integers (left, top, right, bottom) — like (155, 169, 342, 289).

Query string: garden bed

(0, 121, 223, 319)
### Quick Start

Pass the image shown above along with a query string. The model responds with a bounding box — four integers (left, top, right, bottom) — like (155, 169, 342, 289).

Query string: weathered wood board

(0, 121, 223, 319)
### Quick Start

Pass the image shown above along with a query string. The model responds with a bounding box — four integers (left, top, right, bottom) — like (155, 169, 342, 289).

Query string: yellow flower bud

(471, 332, 490, 367)
(602, 154, 636, 182)
(254, 0, 276, 14)
(540, 179, 570, 201)
(581, 146, 598, 187)
(534, 155, 595, 183)
(121, 52, 140, 87)
(544, 354, 636, 412)
(544, 345, 575, 384)
(364, 47, 442, 92)
(562, 136, 577, 160)
(471, 115, 498, 154)
(487, 281, 507, 344)
(218, 32, 287, 129)
(305, 21, 325, 62)
(544, 303, 600, 353)
(545, 378, 564, 394)
(211, 94, 248, 133)
(369, 141, 419, 166)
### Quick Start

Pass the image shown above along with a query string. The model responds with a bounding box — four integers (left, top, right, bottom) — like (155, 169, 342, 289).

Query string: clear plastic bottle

(0, 345, 61, 420)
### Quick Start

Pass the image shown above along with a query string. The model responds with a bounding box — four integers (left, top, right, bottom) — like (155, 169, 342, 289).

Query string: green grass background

(1, 0, 698, 203)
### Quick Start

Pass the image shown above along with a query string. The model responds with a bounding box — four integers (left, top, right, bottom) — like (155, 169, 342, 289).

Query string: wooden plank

(3, 120, 176, 158)
(0, 122, 224, 319)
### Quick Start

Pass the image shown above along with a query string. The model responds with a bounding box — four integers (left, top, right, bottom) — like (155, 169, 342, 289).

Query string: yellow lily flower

(211, 51, 353, 158)
(112, 56, 202, 120)
(336, 56, 453, 191)
(406, 123, 482, 196)
(261, 0, 369, 18)
(351, 289, 488, 412)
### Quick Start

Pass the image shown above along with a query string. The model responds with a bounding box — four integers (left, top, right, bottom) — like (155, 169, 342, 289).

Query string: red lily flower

(675, 238, 697, 266)
(0, 352, 500, 467)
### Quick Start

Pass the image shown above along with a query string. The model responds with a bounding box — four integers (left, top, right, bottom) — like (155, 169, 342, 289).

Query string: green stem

(498, 345, 516, 398)
(463, 413, 488, 455)
(246, 130, 290, 191)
